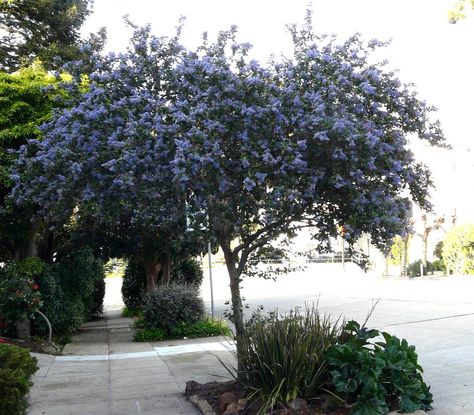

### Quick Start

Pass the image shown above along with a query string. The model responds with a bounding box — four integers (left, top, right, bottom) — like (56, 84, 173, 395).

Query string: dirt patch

(185, 380, 351, 415)
(0, 336, 60, 355)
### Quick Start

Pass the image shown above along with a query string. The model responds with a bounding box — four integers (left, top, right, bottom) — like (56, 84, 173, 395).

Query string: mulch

(185, 379, 351, 415)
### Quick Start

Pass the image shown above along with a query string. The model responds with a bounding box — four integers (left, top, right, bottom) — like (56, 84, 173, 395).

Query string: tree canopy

(11, 16, 445, 349)
(0, 0, 106, 71)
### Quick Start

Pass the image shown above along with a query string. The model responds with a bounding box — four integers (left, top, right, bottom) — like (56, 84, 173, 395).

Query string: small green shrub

(133, 327, 166, 342)
(236, 307, 342, 413)
(329, 320, 432, 415)
(0, 343, 38, 415)
(442, 224, 474, 275)
(142, 284, 205, 333)
(171, 318, 231, 338)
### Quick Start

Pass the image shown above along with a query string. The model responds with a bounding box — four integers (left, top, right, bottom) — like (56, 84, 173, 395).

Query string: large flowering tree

(12, 17, 444, 351)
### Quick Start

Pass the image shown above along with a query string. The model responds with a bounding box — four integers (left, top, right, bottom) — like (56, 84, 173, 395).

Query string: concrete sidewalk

(28, 310, 232, 415)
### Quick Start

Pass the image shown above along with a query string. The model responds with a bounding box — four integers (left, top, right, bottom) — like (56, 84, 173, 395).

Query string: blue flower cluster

(11, 22, 444, 264)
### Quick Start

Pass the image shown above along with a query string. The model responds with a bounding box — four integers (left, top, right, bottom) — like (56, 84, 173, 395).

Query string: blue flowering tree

(12, 17, 444, 350)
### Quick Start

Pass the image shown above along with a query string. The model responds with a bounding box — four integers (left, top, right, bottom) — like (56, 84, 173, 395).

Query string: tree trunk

(143, 260, 162, 292)
(16, 317, 31, 340)
(225, 258, 246, 374)
(160, 254, 171, 285)
(400, 235, 408, 277)
(422, 233, 428, 273)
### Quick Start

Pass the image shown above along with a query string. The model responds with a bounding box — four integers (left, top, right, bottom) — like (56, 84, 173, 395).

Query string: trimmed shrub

(236, 307, 341, 413)
(142, 284, 205, 333)
(0, 343, 38, 415)
(442, 224, 474, 275)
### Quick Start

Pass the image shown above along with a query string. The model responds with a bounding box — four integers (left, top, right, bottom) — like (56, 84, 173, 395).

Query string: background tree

(0, 64, 65, 260)
(12, 16, 444, 357)
(442, 223, 474, 274)
(448, 0, 474, 23)
(0, 0, 106, 72)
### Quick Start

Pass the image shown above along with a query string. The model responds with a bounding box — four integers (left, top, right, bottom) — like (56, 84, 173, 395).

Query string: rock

(288, 398, 308, 411)
(218, 392, 237, 414)
(222, 402, 242, 415)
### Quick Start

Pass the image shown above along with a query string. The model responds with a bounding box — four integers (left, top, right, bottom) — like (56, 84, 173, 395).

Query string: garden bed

(0, 336, 59, 355)
(185, 380, 428, 415)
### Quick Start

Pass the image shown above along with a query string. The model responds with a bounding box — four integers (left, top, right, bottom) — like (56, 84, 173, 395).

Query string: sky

(82, 0, 474, 220)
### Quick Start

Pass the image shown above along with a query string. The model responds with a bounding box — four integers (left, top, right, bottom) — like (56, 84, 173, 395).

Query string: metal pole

(208, 241, 215, 319)
(342, 238, 345, 271)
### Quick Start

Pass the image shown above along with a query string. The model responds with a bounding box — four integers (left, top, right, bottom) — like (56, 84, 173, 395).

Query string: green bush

(32, 247, 105, 336)
(0, 258, 44, 329)
(171, 257, 204, 286)
(121, 258, 146, 311)
(329, 320, 432, 415)
(142, 284, 205, 333)
(236, 307, 342, 413)
(122, 256, 204, 312)
(0, 343, 38, 415)
(442, 224, 474, 275)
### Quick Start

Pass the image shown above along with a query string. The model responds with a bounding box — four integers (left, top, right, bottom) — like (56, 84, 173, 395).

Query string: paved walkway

(28, 310, 232, 415)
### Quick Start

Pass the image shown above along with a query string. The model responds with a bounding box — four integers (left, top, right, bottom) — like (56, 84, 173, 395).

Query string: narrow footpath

(28, 309, 232, 415)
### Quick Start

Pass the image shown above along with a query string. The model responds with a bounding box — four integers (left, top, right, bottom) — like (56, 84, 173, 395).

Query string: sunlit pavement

(30, 268, 474, 414)
(200, 263, 474, 414)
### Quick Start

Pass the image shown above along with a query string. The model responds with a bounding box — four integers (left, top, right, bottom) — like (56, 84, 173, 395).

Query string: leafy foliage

(235, 307, 342, 414)
(0, 257, 44, 324)
(0, 343, 38, 415)
(121, 257, 146, 311)
(0, 0, 106, 72)
(442, 223, 474, 275)
(32, 247, 105, 335)
(0, 65, 63, 261)
(328, 320, 432, 415)
(142, 284, 205, 333)
(170, 318, 231, 338)
(133, 327, 165, 342)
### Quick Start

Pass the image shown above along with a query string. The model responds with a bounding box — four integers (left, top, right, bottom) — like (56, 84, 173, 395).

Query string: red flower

(31, 284, 39, 291)
(15, 290, 23, 297)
